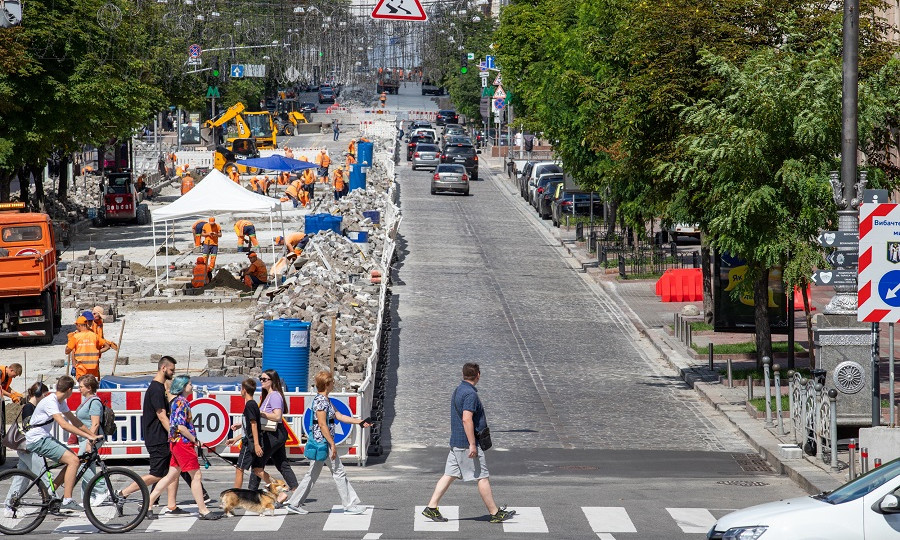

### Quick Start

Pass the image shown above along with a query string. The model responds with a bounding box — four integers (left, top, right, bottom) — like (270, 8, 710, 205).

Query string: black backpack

(87, 397, 117, 438)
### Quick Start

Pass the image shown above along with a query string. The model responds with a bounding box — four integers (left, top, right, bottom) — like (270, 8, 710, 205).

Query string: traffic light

(212, 56, 221, 79)
(460, 53, 468, 74)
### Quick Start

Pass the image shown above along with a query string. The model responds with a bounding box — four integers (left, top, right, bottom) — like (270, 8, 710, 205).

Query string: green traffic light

(460, 66, 468, 74)
(212, 69, 220, 77)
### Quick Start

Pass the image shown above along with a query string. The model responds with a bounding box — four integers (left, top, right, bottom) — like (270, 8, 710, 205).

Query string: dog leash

(201, 444, 239, 470)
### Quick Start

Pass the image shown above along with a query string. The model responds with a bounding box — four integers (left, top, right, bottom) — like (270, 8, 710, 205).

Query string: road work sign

(371, 0, 426, 21)
(858, 203, 900, 322)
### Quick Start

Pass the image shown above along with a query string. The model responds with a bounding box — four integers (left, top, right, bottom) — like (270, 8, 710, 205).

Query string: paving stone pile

(59, 248, 145, 316)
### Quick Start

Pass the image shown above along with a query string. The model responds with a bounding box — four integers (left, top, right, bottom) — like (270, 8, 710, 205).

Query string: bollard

(692, 250, 699, 268)
(861, 447, 869, 474)
(829, 389, 839, 471)
(708, 343, 714, 371)
(727, 359, 733, 388)
(875, 458, 882, 468)
(687, 325, 693, 348)
(675, 313, 681, 339)
(849, 438, 857, 480)
(775, 365, 785, 435)
(748, 376, 754, 400)
(815, 383, 824, 462)
(787, 370, 796, 442)
(618, 256, 626, 279)
(763, 357, 774, 428)
(670, 242, 677, 260)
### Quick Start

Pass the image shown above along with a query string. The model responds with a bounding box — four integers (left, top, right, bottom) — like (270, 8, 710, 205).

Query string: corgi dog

(220, 479, 290, 517)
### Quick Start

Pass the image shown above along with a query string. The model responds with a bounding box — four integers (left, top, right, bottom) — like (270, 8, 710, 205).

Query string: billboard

(713, 252, 788, 333)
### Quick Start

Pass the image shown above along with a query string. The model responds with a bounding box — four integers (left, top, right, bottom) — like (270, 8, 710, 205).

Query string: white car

(707, 458, 900, 539)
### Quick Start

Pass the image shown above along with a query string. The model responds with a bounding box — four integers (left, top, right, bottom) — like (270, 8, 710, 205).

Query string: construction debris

(59, 248, 145, 317)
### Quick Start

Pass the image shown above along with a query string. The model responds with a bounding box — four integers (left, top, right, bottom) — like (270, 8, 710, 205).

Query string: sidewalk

(485, 153, 850, 495)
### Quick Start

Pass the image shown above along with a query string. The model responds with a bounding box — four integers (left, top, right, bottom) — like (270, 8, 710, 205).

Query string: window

(2, 226, 42, 243)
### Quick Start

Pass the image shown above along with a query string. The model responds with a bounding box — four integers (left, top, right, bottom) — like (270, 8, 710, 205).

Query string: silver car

(431, 164, 469, 195)
(412, 143, 441, 171)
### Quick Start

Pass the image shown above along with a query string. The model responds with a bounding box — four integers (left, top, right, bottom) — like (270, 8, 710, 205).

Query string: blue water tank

(262, 319, 310, 392)
(357, 141, 374, 169)
(349, 164, 366, 192)
(304, 214, 322, 235)
(347, 230, 368, 243)
(362, 210, 380, 225)
(322, 214, 343, 234)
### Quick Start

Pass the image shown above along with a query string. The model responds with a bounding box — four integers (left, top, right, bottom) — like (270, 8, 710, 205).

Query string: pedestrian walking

(146, 375, 220, 520)
(225, 378, 262, 489)
(247, 370, 297, 503)
(285, 370, 370, 515)
(421, 363, 516, 524)
(332, 118, 340, 141)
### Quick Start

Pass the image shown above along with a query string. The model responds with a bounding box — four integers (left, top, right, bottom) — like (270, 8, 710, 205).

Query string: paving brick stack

(59, 248, 144, 315)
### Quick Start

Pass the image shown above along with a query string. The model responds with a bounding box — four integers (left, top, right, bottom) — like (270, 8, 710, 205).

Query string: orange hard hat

(248, 251, 257, 258)
(75, 316, 88, 325)
(209, 217, 216, 223)
(197, 256, 206, 264)
(274, 236, 284, 245)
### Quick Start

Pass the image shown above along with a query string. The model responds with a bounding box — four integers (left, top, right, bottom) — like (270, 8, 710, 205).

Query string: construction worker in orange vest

(239, 251, 268, 289)
(345, 151, 357, 172)
(234, 219, 259, 252)
(275, 232, 307, 255)
(347, 139, 356, 157)
(180, 173, 195, 195)
(379, 91, 387, 108)
(301, 166, 316, 200)
(0, 363, 23, 403)
(258, 175, 271, 194)
(229, 169, 241, 184)
(201, 217, 222, 270)
(277, 172, 290, 186)
(283, 146, 295, 159)
(316, 149, 331, 181)
(190, 219, 206, 247)
(281, 182, 307, 207)
(65, 316, 115, 379)
(248, 176, 263, 195)
(191, 256, 209, 288)
(333, 168, 347, 200)
(90, 306, 106, 340)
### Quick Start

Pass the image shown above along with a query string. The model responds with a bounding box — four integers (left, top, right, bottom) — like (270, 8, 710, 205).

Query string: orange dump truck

(0, 203, 61, 344)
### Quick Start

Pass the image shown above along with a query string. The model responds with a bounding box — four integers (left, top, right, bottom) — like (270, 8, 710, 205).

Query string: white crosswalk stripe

(52, 516, 97, 535)
(144, 505, 199, 532)
(582, 507, 637, 533)
(322, 505, 374, 531)
(501, 507, 548, 533)
(667, 508, 717, 533)
(233, 507, 288, 531)
(414, 505, 459, 532)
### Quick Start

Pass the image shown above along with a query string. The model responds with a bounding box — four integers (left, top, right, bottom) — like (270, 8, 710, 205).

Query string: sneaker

(344, 505, 366, 515)
(203, 493, 212, 504)
(160, 506, 190, 515)
(113, 489, 127, 501)
(198, 511, 221, 521)
(421, 507, 448, 522)
(90, 493, 110, 507)
(60, 500, 84, 513)
(490, 506, 516, 523)
(284, 504, 308, 515)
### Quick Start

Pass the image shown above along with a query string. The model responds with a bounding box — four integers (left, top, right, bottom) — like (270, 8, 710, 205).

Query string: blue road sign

(478, 61, 487, 72)
(485, 55, 495, 70)
(230, 64, 244, 78)
(493, 97, 505, 110)
(878, 270, 900, 307)
(189, 44, 201, 58)
(302, 397, 353, 444)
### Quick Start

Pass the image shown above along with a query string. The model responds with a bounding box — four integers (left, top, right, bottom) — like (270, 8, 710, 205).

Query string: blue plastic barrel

(322, 214, 343, 234)
(304, 214, 322, 235)
(357, 141, 374, 169)
(347, 230, 368, 243)
(349, 164, 366, 192)
(362, 210, 380, 225)
(262, 319, 310, 392)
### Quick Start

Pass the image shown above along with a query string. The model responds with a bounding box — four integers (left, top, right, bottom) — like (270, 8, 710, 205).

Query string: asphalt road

(10, 84, 809, 539)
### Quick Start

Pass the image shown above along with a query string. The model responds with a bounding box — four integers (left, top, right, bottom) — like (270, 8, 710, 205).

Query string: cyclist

(23, 375, 101, 512)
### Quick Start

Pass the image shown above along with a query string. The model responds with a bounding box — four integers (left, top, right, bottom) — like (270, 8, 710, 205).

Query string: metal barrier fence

(596, 236, 699, 277)
(788, 370, 839, 470)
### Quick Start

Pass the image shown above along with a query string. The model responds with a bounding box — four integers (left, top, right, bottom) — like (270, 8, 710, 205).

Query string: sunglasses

(259, 377, 270, 382)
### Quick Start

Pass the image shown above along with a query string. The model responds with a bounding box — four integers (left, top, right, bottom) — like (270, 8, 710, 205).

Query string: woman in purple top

(251, 369, 297, 503)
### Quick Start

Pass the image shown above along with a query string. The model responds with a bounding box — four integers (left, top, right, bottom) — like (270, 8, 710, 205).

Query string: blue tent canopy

(236, 154, 318, 172)
(99, 375, 245, 392)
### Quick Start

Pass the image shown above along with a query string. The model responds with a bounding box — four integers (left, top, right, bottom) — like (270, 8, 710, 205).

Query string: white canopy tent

(150, 169, 286, 287)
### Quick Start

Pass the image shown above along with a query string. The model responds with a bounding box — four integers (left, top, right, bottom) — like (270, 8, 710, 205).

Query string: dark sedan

(407, 134, 435, 161)
(299, 102, 318, 113)
(436, 109, 459, 125)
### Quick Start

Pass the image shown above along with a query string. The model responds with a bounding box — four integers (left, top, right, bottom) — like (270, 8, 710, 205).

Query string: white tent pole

(269, 212, 277, 284)
(152, 222, 159, 293)
(164, 220, 170, 284)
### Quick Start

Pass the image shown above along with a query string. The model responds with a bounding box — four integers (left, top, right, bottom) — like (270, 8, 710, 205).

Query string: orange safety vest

(303, 169, 315, 185)
(202, 223, 221, 246)
(299, 189, 310, 207)
(348, 140, 356, 155)
(0, 366, 11, 392)
(70, 330, 102, 378)
(181, 177, 194, 195)
(334, 171, 345, 191)
(91, 320, 104, 341)
(192, 262, 209, 288)
(317, 152, 331, 168)
(284, 183, 300, 199)
(230, 170, 240, 184)
(234, 219, 253, 237)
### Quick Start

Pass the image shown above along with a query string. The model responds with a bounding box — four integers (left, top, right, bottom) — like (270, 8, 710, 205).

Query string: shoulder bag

(303, 437, 329, 461)
(259, 395, 277, 432)
(452, 387, 492, 452)
(3, 411, 53, 452)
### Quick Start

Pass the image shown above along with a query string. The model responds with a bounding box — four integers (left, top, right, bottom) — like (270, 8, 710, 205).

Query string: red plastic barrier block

(656, 268, 703, 302)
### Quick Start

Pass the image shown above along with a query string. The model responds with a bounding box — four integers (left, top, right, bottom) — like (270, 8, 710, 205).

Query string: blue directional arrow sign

(230, 64, 244, 78)
(303, 398, 353, 444)
(878, 270, 900, 308)
(485, 55, 495, 70)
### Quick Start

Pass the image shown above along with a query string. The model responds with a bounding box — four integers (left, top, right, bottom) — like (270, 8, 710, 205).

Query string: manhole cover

(731, 453, 773, 473)
(716, 480, 770, 487)
(557, 465, 599, 471)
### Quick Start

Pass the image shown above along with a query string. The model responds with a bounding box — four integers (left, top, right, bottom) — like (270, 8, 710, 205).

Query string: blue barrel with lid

(349, 164, 366, 192)
(321, 214, 343, 234)
(304, 214, 322, 235)
(362, 210, 380, 225)
(357, 141, 374, 169)
(262, 319, 310, 392)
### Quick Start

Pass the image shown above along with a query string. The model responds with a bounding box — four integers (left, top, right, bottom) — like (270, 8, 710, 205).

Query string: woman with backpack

(76, 375, 107, 505)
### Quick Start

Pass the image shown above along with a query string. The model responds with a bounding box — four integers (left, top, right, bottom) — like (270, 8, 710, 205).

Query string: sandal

(162, 506, 190, 515)
(199, 511, 221, 521)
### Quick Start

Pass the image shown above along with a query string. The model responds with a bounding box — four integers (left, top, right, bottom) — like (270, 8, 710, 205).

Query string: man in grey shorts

(421, 363, 516, 524)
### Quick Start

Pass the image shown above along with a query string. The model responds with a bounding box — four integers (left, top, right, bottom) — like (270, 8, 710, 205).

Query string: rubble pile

(60, 248, 145, 316)
(25, 176, 101, 222)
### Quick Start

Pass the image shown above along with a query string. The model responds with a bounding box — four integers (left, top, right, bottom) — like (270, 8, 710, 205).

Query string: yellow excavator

(204, 102, 278, 150)
(274, 99, 308, 136)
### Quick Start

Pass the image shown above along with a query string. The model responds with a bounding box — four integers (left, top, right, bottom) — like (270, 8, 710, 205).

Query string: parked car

(411, 143, 441, 171)
(536, 177, 565, 218)
(669, 222, 701, 242)
(528, 164, 564, 205)
(318, 88, 335, 104)
(551, 190, 604, 227)
(440, 144, 479, 180)
(431, 163, 469, 195)
(531, 173, 564, 211)
(708, 458, 900, 539)
(299, 102, 318, 113)
(407, 134, 435, 161)
(436, 109, 459, 125)
(518, 161, 536, 198)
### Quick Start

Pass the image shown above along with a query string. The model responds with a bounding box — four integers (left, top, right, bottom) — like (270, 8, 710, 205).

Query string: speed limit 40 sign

(189, 398, 231, 447)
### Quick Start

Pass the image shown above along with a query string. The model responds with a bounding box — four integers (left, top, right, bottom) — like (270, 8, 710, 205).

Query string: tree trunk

(605, 199, 618, 239)
(0, 170, 9, 202)
(29, 162, 45, 213)
(701, 233, 713, 324)
(753, 267, 773, 369)
(801, 281, 815, 368)
(57, 153, 70, 202)
(16, 166, 27, 207)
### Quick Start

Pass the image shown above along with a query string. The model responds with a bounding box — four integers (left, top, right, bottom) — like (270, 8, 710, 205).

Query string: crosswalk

(46, 505, 726, 537)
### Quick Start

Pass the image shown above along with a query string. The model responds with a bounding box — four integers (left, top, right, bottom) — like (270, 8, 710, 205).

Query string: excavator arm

(204, 102, 252, 139)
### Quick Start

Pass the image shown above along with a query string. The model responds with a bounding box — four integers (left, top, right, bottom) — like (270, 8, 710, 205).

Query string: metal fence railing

(595, 234, 699, 277)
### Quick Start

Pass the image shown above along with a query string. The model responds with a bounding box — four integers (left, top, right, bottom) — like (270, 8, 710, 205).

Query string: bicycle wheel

(83, 467, 148, 534)
(0, 468, 50, 535)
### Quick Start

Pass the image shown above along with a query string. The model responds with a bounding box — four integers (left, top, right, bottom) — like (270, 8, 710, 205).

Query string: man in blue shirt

(421, 363, 516, 524)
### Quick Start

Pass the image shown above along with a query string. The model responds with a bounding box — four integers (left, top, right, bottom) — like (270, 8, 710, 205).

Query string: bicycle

(0, 437, 149, 535)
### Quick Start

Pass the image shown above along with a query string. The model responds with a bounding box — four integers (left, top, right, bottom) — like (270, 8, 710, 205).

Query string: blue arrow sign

(230, 64, 244, 78)
(878, 270, 900, 307)
(485, 55, 495, 70)
(303, 398, 353, 445)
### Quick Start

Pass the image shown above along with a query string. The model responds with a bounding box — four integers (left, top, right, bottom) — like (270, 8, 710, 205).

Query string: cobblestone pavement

(383, 153, 754, 453)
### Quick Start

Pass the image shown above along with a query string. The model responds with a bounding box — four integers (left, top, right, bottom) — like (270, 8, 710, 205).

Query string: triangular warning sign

(494, 85, 506, 99)
(371, 0, 427, 21)
(283, 420, 301, 447)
